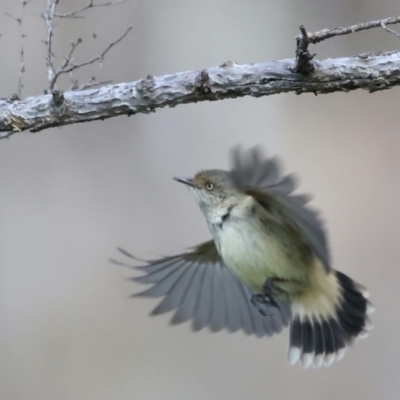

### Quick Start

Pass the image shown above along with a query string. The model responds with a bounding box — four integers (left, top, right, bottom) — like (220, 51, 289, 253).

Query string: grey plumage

(114, 146, 372, 367)
(121, 243, 290, 337)
(229, 146, 330, 271)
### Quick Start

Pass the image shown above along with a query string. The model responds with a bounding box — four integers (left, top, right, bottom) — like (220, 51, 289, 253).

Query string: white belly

(217, 217, 290, 292)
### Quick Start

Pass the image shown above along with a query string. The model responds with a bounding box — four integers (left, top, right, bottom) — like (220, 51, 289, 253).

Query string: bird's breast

(215, 216, 310, 292)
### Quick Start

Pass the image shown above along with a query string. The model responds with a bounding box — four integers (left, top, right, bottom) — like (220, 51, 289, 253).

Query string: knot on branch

(220, 60, 235, 68)
(51, 90, 64, 107)
(194, 70, 211, 95)
(292, 25, 316, 74)
(136, 75, 155, 98)
(10, 93, 21, 102)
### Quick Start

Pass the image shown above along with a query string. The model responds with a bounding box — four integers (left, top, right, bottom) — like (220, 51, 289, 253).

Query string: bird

(113, 146, 373, 368)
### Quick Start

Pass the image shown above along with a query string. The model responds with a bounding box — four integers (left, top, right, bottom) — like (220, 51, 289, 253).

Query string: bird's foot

(251, 277, 287, 316)
(251, 293, 279, 316)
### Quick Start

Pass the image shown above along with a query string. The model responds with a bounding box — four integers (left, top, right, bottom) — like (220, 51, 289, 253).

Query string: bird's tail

(288, 268, 373, 368)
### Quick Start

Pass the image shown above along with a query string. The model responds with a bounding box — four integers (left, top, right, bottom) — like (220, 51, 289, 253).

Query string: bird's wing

(113, 241, 290, 337)
(229, 146, 330, 271)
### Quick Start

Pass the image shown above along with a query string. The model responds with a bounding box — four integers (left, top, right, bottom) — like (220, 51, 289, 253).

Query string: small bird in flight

(115, 146, 373, 367)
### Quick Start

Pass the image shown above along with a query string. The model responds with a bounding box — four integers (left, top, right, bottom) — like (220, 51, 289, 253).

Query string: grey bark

(1, 51, 400, 136)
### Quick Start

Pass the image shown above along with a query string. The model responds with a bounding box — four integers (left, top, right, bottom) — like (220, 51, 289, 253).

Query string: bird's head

(174, 170, 242, 221)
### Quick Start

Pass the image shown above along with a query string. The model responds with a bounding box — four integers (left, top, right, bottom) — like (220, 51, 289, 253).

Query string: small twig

(293, 16, 400, 74)
(304, 16, 400, 45)
(18, 1, 28, 97)
(43, 0, 59, 87)
(68, 75, 113, 91)
(99, 26, 132, 60)
(54, 37, 83, 83)
(54, 0, 126, 19)
(5, 0, 29, 98)
(48, 26, 132, 90)
(292, 25, 316, 74)
(42, 0, 132, 91)
(0, 131, 16, 140)
(77, 78, 113, 90)
(381, 21, 400, 39)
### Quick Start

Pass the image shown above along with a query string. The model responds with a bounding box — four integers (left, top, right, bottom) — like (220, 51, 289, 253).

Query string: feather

(117, 243, 289, 337)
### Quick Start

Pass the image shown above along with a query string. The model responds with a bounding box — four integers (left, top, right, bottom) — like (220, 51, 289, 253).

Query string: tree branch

(43, 0, 58, 87)
(1, 15, 400, 137)
(292, 16, 400, 73)
(5, 0, 29, 98)
(300, 15, 400, 44)
(54, 26, 132, 78)
(54, 0, 126, 19)
(1, 50, 400, 136)
(42, 0, 131, 91)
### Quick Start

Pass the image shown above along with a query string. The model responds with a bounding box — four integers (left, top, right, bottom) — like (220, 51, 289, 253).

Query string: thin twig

(58, 38, 83, 73)
(5, 0, 29, 98)
(77, 78, 113, 90)
(381, 21, 400, 39)
(42, 0, 132, 91)
(293, 15, 400, 74)
(54, 0, 126, 19)
(0, 131, 16, 139)
(302, 15, 400, 45)
(49, 26, 132, 90)
(43, 0, 59, 87)
(59, 38, 83, 89)
(18, 1, 28, 97)
(69, 74, 113, 91)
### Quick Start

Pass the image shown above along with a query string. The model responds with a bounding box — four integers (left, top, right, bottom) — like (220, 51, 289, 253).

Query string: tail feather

(288, 270, 372, 368)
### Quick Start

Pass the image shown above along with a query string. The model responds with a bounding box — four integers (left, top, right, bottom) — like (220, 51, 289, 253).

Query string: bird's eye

(205, 182, 214, 191)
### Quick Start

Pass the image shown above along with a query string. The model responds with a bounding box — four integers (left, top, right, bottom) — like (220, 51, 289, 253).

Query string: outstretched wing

(113, 241, 290, 337)
(229, 146, 330, 271)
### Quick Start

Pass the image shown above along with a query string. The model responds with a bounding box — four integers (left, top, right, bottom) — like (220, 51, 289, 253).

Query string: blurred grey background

(1, 1, 400, 399)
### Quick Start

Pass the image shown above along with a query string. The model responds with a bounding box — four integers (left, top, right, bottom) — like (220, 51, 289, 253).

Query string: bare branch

(77, 78, 113, 90)
(4, 13, 18, 21)
(43, 0, 58, 87)
(61, 27, 132, 74)
(54, 0, 126, 19)
(68, 75, 113, 91)
(301, 16, 400, 45)
(41, 0, 132, 91)
(5, 0, 29, 98)
(293, 16, 400, 74)
(48, 26, 132, 90)
(65, 38, 83, 66)
(50, 38, 83, 88)
(2, 14, 400, 136)
(99, 26, 132, 60)
(1, 51, 400, 136)
(0, 131, 16, 140)
(381, 21, 400, 39)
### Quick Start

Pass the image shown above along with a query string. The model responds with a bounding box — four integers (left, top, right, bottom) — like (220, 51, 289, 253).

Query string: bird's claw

(251, 293, 280, 317)
(251, 277, 287, 316)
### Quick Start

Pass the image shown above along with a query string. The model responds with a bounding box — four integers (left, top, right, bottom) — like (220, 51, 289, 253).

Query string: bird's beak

(173, 176, 195, 187)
